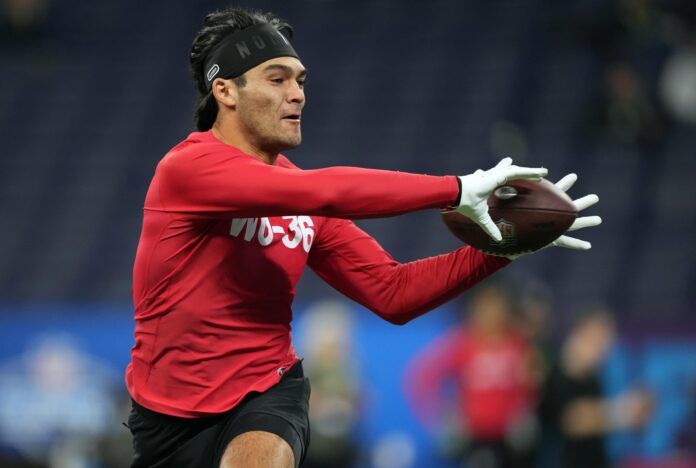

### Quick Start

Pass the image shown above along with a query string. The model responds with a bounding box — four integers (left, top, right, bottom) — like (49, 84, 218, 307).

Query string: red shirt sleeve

(152, 143, 460, 219)
(307, 218, 511, 325)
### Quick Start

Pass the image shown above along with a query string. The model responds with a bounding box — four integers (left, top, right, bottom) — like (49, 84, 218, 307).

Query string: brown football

(441, 179, 577, 255)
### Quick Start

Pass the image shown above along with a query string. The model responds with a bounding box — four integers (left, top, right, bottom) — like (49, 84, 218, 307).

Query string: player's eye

(297, 79, 306, 88)
(270, 77, 284, 84)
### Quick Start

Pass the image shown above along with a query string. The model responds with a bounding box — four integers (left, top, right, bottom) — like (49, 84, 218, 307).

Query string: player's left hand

(506, 173, 601, 259)
(457, 157, 548, 242)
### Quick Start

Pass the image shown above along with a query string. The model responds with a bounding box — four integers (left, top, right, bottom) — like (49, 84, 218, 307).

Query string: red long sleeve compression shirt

(126, 130, 510, 417)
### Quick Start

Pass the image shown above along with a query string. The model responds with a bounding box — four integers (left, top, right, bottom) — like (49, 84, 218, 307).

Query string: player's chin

(279, 131, 302, 149)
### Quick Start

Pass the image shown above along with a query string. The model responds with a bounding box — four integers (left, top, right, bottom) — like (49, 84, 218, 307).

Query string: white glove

(457, 157, 548, 241)
(506, 173, 602, 259)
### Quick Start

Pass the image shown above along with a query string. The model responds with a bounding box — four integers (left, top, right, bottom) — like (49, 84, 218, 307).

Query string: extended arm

(561, 390, 653, 436)
(156, 150, 546, 237)
(155, 151, 460, 218)
(307, 218, 510, 325)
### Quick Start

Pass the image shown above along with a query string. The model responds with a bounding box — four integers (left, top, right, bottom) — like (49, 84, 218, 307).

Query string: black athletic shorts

(127, 361, 311, 468)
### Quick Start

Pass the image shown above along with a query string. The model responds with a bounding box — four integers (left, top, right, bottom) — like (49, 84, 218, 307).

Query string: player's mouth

(281, 113, 301, 123)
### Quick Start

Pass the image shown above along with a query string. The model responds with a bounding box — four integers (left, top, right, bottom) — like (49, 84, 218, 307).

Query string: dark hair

(189, 8, 293, 131)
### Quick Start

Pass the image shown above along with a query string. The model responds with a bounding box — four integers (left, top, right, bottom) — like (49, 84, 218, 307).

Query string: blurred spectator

(538, 308, 653, 468)
(585, 62, 667, 149)
(517, 278, 555, 387)
(0, 334, 120, 467)
(300, 300, 361, 468)
(557, 0, 672, 148)
(405, 283, 538, 468)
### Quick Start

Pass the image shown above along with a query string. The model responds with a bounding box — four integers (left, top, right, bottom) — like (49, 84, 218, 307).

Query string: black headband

(204, 23, 299, 90)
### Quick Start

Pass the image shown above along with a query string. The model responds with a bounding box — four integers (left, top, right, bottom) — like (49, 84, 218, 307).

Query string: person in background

(300, 300, 361, 468)
(405, 283, 538, 468)
(517, 278, 555, 387)
(587, 62, 666, 150)
(538, 307, 653, 468)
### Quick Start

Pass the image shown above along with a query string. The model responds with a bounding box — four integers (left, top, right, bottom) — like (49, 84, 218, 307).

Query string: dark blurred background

(1, 0, 695, 467)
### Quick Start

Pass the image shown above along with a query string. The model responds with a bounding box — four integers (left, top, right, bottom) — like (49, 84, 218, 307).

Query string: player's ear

(211, 78, 238, 109)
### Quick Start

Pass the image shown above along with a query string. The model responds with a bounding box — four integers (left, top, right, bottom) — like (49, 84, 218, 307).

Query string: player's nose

(287, 82, 305, 106)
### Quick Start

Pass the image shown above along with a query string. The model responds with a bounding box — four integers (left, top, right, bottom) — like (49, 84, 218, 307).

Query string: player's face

(470, 289, 510, 334)
(235, 57, 306, 152)
(573, 318, 615, 368)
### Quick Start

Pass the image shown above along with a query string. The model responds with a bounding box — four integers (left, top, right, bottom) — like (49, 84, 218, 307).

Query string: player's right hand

(456, 158, 548, 241)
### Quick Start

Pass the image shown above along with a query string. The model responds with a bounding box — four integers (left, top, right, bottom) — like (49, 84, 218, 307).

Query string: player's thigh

(220, 430, 294, 468)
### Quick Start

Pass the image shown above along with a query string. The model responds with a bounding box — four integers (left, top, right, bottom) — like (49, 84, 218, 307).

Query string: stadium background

(1, 0, 695, 466)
